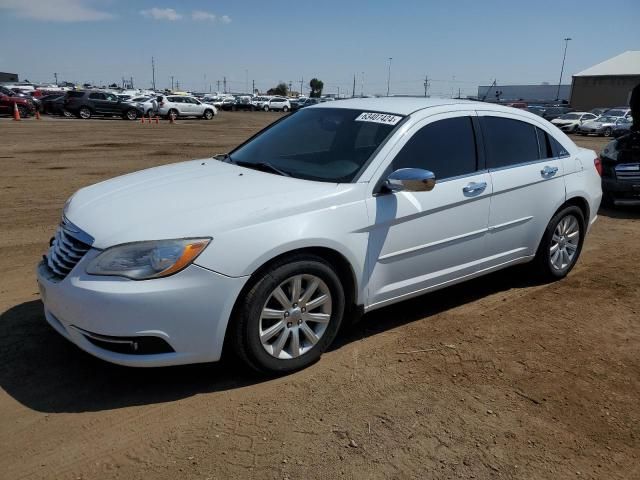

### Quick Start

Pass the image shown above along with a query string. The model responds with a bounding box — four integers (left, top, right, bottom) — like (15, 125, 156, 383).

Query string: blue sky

(0, 0, 638, 96)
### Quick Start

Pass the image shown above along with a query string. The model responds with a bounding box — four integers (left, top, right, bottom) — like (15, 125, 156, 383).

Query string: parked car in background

(542, 106, 573, 121)
(292, 97, 321, 111)
(264, 97, 291, 112)
(130, 96, 158, 116)
(603, 107, 632, 119)
(551, 112, 599, 133)
(157, 95, 217, 119)
(251, 96, 271, 110)
(40, 93, 65, 114)
(612, 117, 634, 138)
(590, 107, 608, 117)
(38, 98, 601, 374)
(578, 116, 628, 137)
(599, 134, 640, 206)
(526, 106, 546, 117)
(64, 90, 144, 120)
(221, 96, 254, 111)
(0, 86, 36, 117)
(506, 102, 528, 109)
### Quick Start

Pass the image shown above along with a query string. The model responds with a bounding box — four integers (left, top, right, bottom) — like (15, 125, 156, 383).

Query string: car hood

(65, 159, 352, 249)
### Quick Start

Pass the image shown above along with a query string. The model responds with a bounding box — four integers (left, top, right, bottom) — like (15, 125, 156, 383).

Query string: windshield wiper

(232, 160, 291, 177)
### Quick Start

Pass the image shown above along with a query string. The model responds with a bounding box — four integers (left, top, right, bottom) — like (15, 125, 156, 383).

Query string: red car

(0, 86, 36, 118)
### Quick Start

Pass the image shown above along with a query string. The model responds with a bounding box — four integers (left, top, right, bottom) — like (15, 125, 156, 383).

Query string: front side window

(230, 108, 402, 182)
(89, 92, 106, 100)
(481, 116, 540, 169)
(392, 117, 478, 180)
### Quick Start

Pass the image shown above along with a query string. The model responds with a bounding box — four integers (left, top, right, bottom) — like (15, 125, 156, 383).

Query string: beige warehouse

(570, 51, 640, 110)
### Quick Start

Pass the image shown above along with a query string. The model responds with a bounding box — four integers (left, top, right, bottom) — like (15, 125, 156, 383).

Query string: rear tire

(230, 255, 345, 374)
(603, 127, 612, 137)
(167, 109, 178, 120)
(531, 206, 585, 281)
(283, 106, 289, 112)
(263, 105, 269, 112)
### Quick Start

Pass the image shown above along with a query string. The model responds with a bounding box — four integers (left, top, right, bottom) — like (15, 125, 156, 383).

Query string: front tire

(230, 255, 346, 374)
(283, 106, 289, 112)
(78, 106, 92, 119)
(125, 109, 138, 120)
(603, 127, 612, 137)
(263, 105, 269, 112)
(167, 109, 178, 120)
(203, 109, 214, 120)
(532, 206, 585, 280)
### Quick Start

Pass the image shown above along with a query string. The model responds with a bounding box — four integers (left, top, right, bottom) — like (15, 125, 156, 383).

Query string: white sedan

(551, 112, 599, 133)
(37, 98, 602, 373)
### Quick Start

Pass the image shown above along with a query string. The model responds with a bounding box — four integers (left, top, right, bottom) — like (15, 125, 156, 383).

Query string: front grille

(46, 219, 93, 279)
(615, 164, 640, 181)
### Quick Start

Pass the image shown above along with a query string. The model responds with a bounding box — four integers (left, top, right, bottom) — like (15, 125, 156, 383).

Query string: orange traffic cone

(13, 102, 21, 121)
(35, 109, 41, 120)
(140, 115, 145, 124)
(154, 116, 159, 124)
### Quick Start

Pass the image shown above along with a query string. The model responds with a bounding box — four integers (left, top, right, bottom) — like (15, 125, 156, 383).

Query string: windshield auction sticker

(355, 112, 403, 125)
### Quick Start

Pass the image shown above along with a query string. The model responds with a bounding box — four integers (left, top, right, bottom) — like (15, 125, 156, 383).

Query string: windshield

(559, 113, 580, 120)
(230, 108, 403, 182)
(605, 110, 625, 117)
(597, 116, 616, 123)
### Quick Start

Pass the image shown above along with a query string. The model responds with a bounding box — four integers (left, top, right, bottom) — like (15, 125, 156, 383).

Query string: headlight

(86, 238, 211, 280)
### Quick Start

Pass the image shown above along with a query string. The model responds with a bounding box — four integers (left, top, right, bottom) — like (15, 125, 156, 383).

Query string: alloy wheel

(259, 274, 332, 360)
(549, 214, 580, 271)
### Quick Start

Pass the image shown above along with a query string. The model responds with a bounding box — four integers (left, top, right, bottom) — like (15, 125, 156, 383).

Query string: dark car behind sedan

(600, 134, 640, 206)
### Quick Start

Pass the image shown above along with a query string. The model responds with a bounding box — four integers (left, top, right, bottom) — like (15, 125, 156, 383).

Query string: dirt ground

(0, 113, 638, 480)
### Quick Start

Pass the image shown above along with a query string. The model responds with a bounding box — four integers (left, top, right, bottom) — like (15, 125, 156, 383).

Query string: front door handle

(541, 165, 558, 177)
(463, 181, 487, 195)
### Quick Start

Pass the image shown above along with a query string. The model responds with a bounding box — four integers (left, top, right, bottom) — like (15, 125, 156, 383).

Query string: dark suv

(600, 133, 640, 206)
(64, 90, 143, 120)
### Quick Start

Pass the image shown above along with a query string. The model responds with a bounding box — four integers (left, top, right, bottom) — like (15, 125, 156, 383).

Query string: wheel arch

(558, 196, 590, 225)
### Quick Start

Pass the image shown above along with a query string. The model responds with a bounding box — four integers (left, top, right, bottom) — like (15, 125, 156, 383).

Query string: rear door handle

(463, 181, 487, 195)
(541, 165, 558, 177)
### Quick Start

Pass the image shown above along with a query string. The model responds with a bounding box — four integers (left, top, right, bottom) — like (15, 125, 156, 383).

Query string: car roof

(310, 97, 549, 117)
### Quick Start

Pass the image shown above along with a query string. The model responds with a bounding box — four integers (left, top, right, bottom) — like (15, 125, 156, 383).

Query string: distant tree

(309, 78, 324, 98)
(109, 83, 118, 88)
(267, 82, 288, 96)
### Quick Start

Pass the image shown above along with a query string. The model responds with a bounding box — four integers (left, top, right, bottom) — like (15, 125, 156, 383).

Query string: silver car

(578, 116, 628, 137)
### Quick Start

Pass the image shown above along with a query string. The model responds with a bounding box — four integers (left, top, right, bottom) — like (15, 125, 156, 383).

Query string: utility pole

(352, 74, 356, 97)
(54, 72, 58, 85)
(130, 76, 133, 89)
(151, 57, 156, 90)
(223, 76, 227, 93)
(170, 75, 174, 90)
(252, 79, 255, 94)
(423, 75, 430, 97)
(386, 57, 392, 96)
(176, 80, 179, 90)
(300, 77, 304, 97)
(556, 37, 572, 101)
(361, 72, 364, 97)
(288, 81, 293, 94)
(217, 80, 221, 92)
(337, 86, 340, 98)
(245, 69, 248, 94)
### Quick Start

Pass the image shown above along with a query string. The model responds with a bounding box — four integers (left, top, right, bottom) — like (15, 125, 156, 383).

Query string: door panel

(487, 160, 564, 260)
(366, 173, 492, 307)
(364, 112, 492, 309)
(479, 113, 567, 262)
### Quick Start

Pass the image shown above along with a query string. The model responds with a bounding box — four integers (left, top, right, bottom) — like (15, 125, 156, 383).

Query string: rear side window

(88, 92, 106, 100)
(549, 135, 569, 157)
(392, 117, 478, 180)
(481, 116, 539, 169)
(67, 91, 85, 98)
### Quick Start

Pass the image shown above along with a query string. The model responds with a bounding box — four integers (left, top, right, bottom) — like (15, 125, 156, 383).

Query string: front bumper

(36, 252, 248, 367)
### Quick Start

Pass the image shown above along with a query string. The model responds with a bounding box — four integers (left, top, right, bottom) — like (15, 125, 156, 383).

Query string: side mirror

(385, 168, 436, 193)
